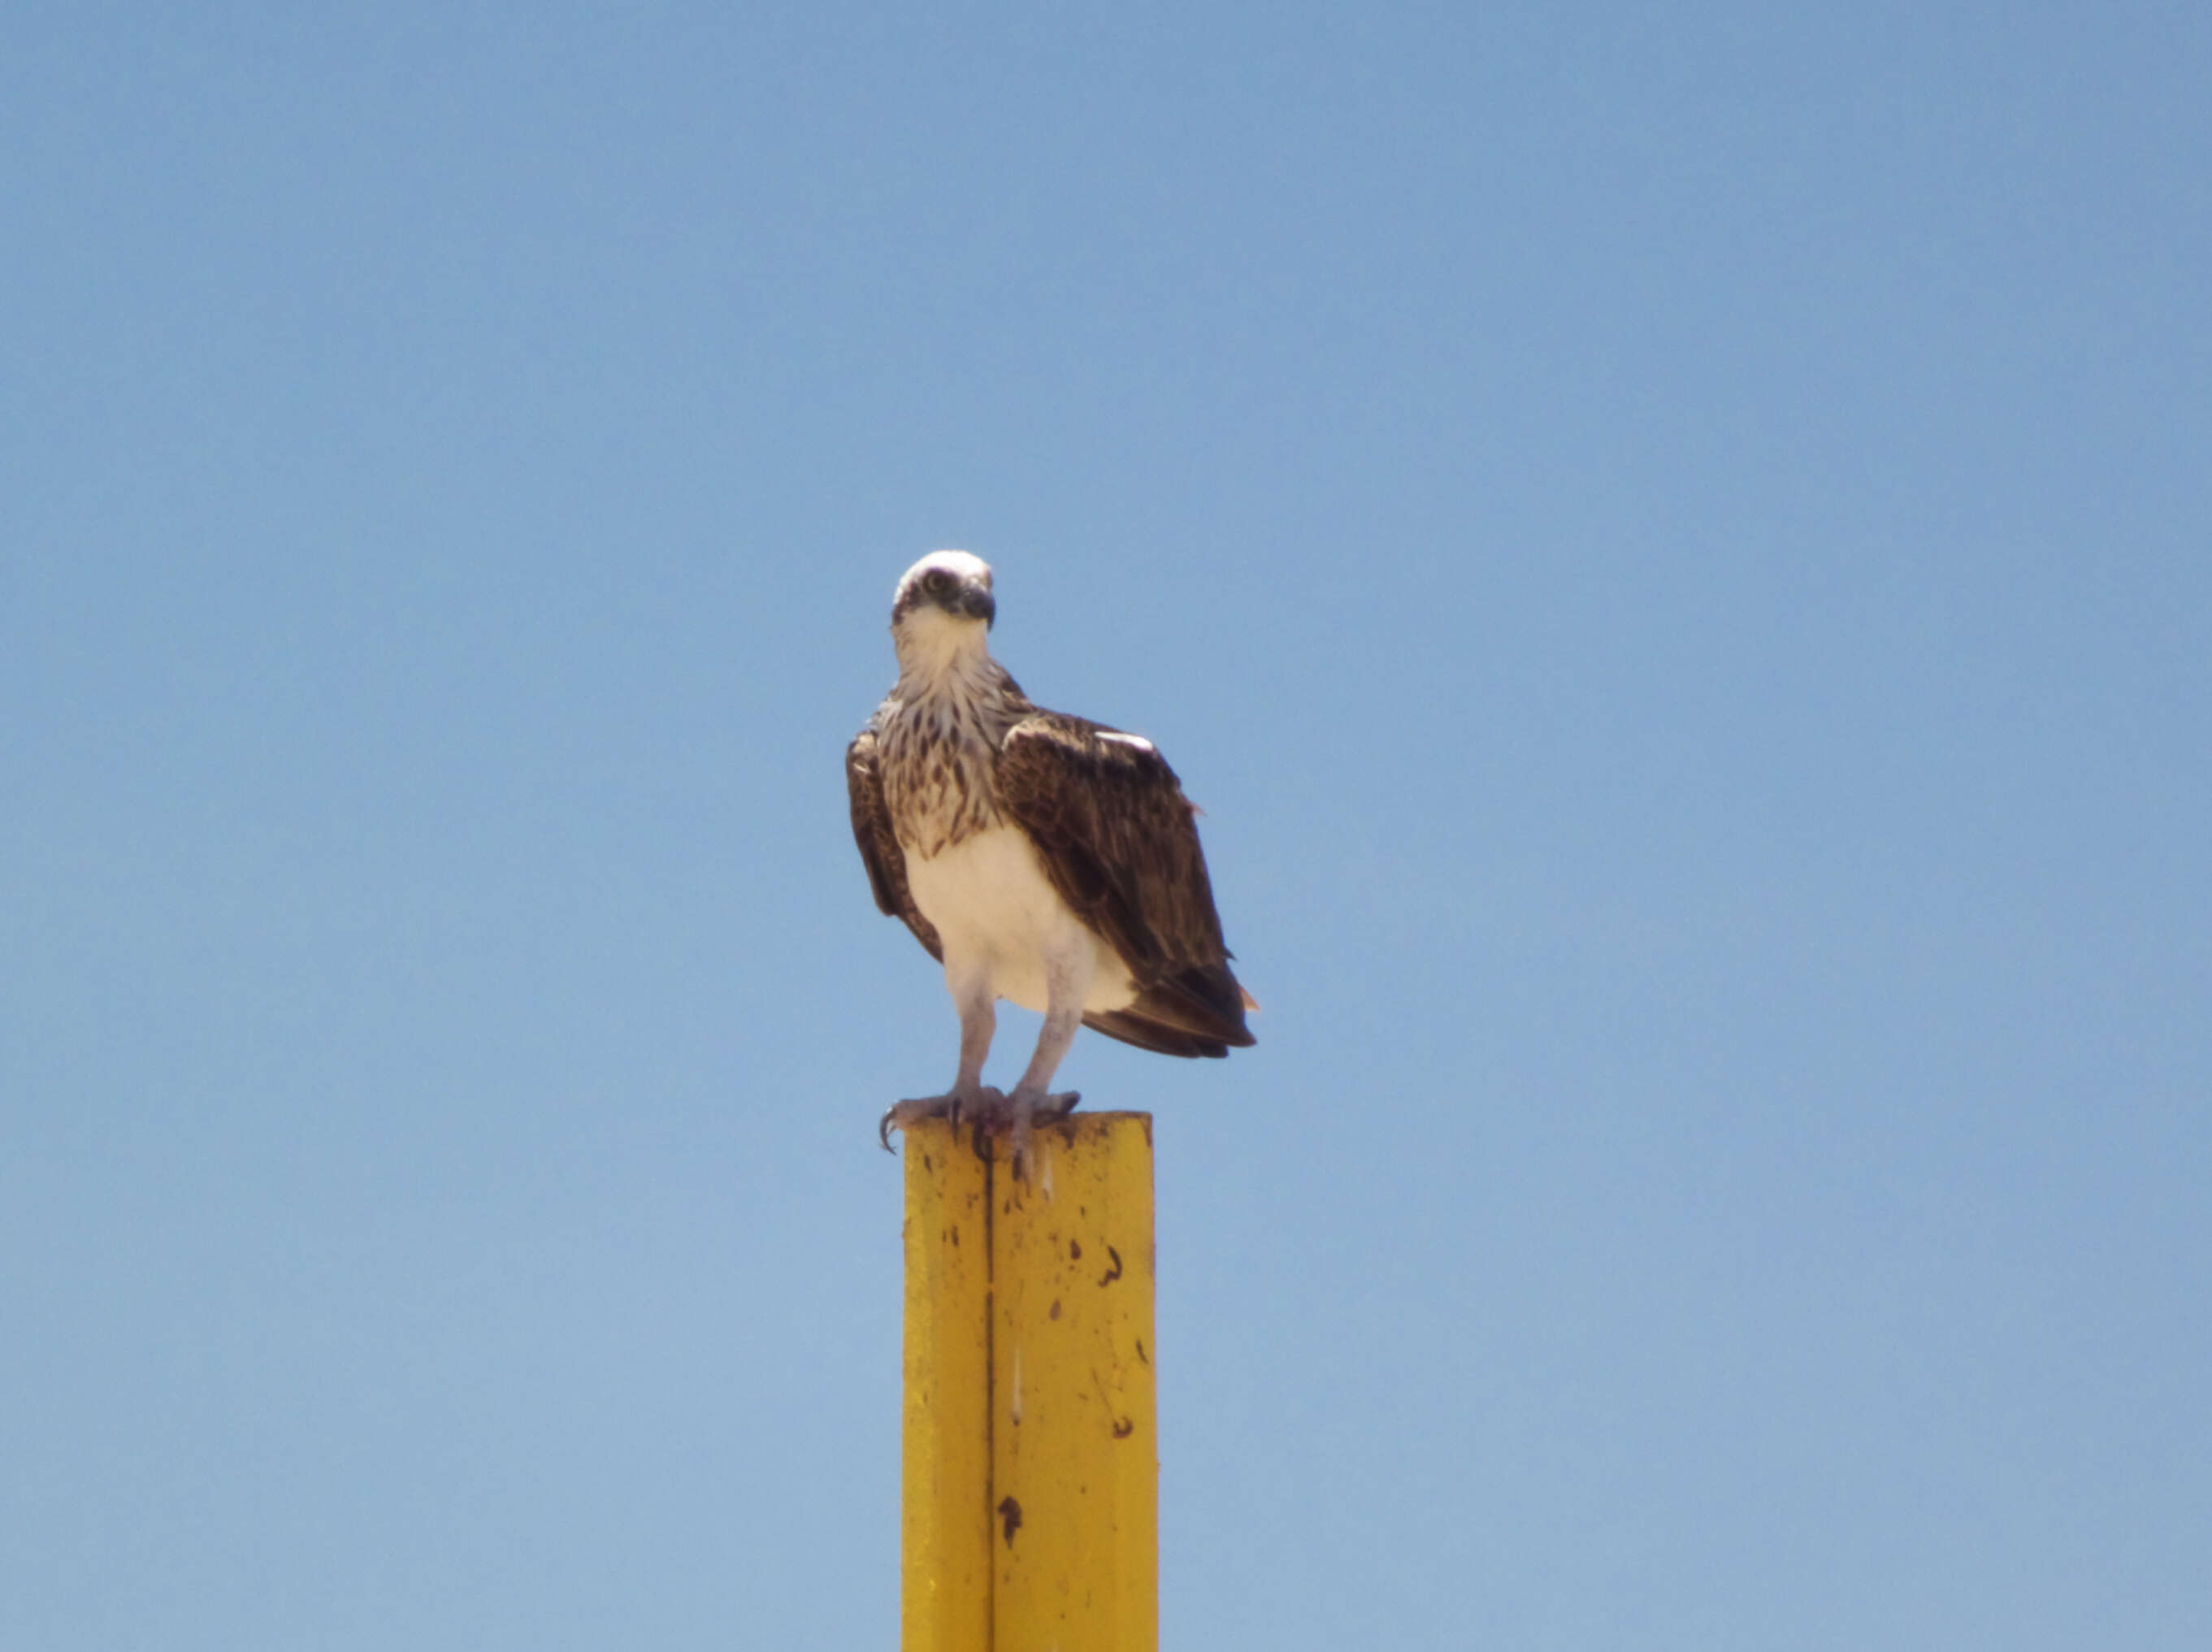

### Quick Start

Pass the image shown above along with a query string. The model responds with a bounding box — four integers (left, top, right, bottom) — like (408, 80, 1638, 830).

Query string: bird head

(890, 550, 997, 672)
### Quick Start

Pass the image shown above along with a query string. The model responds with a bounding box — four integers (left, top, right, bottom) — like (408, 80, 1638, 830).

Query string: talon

(879, 1087, 1003, 1156)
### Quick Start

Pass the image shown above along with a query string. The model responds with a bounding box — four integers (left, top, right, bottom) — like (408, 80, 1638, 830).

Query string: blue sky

(4, 3, 2208, 1646)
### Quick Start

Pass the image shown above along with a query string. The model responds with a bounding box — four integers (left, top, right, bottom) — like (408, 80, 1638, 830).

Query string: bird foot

(878, 1086, 1005, 1152)
(1003, 1090, 1081, 1181)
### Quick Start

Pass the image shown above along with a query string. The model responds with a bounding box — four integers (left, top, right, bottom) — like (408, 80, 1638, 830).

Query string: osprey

(848, 550, 1255, 1167)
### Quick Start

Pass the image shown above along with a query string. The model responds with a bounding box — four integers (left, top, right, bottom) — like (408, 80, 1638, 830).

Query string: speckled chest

(877, 680, 1017, 858)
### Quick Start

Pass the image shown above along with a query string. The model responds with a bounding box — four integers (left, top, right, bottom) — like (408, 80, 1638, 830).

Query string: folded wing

(846, 721, 943, 962)
(997, 714, 1255, 1059)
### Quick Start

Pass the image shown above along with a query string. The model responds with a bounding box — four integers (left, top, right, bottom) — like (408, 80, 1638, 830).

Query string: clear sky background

(4, 3, 2208, 1647)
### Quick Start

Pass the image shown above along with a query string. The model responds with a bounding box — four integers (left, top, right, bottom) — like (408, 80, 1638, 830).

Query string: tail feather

(1082, 962, 1256, 1060)
(1082, 1008, 1232, 1059)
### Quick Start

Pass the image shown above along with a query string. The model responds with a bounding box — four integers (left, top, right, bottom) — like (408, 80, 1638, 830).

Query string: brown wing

(846, 720, 943, 963)
(997, 713, 1254, 1058)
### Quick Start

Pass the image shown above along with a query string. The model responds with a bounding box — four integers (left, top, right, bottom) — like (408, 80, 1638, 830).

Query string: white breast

(904, 826, 1139, 1015)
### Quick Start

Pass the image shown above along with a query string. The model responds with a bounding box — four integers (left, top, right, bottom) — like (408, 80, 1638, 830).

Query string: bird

(848, 550, 1256, 1170)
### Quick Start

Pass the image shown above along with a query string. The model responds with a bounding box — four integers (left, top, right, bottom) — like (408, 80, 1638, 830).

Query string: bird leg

(879, 980, 1002, 1151)
(1001, 948, 1088, 1178)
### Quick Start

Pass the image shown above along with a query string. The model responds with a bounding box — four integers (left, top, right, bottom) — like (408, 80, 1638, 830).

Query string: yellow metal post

(901, 1121, 995, 1652)
(991, 1113, 1158, 1649)
(900, 1112, 1158, 1652)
